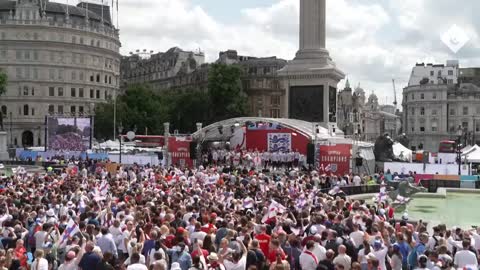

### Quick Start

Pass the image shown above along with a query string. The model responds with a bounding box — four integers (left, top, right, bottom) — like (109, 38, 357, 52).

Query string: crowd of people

(203, 149, 307, 170)
(0, 155, 478, 270)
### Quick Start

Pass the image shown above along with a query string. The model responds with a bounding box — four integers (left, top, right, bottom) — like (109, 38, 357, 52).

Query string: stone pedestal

(0, 131, 9, 161)
(279, 0, 345, 130)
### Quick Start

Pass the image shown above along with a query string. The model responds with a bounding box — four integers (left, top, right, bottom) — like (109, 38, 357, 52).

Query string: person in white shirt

(31, 249, 49, 270)
(372, 240, 388, 270)
(353, 175, 362, 186)
(127, 253, 148, 270)
(299, 240, 318, 270)
(454, 240, 478, 268)
(223, 240, 247, 270)
(333, 245, 351, 270)
(349, 224, 365, 249)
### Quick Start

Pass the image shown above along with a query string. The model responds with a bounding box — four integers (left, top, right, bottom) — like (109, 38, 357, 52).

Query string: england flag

(58, 219, 80, 247)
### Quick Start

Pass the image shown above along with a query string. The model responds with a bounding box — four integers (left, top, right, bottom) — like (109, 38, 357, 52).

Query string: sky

(58, 0, 480, 106)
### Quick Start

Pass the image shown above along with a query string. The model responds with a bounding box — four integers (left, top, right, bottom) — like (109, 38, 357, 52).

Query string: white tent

(463, 145, 480, 163)
(392, 142, 412, 162)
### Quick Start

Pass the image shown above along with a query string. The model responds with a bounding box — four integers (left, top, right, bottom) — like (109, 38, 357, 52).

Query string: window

(33, 50, 38, 60)
(432, 109, 437, 116)
(33, 32, 38, 40)
(58, 87, 64, 96)
(33, 68, 38, 79)
(49, 87, 55, 96)
(16, 67, 22, 79)
(463, 106, 468, 115)
(90, 89, 94, 98)
(48, 105, 54, 114)
(108, 76, 112, 84)
(438, 70, 442, 76)
(58, 70, 63, 80)
(71, 88, 76, 97)
(462, 122, 469, 129)
(420, 107, 425, 115)
(0, 50, 6, 59)
(23, 104, 29, 116)
(430, 71, 434, 76)
(90, 75, 94, 82)
(448, 70, 453, 75)
(433, 93, 437, 99)
(90, 39, 94, 46)
(72, 36, 77, 43)
(447, 79, 453, 84)
(420, 93, 424, 99)
(104, 91, 108, 99)
(104, 75, 108, 84)
(420, 127, 425, 132)
(49, 69, 54, 80)
(71, 71, 76, 80)
(411, 94, 414, 100)
(270, 109, 280, 118)
(79, 106, 84, 114)
(79, 72, 84, 81)
(450, 108, 455, 115)
(72, 53, 77, 64)
(1, 105, 6, 115)
(31, 87, 34, 96)
(58, 105, 63, 114)
(96, 90, 100, 99)
(71, 106, 75, 114)
(79, 88, 84, 98)
(31, 107, 35, 116)
(96, 74, 100, 82)
(49, 51, 54, 62)
(24, 51, 30, 60)
(16, 50, 21, 60)
(23, 86, 28, 95)
(271, 96, 280, 106)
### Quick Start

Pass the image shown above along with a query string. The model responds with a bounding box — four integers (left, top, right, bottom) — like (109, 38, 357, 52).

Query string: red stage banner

(168, 136, 193, 168)
(319, 144, 352, 175)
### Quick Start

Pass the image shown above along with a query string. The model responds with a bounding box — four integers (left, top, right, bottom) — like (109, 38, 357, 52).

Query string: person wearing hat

(207, 253, 226, 270)
(372, 240, 388, 270)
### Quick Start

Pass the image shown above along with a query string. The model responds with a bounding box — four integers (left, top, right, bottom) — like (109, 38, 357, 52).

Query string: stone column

(299, 0, 326, 50)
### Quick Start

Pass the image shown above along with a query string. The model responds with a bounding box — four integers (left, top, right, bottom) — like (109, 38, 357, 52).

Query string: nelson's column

(279, 0, 345, 130)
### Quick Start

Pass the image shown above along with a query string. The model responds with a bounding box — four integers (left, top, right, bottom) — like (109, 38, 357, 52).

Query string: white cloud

(53, 0, 480, 107)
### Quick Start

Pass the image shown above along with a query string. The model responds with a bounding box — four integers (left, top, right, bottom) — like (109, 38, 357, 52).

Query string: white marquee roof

(191, 117, 347, 142)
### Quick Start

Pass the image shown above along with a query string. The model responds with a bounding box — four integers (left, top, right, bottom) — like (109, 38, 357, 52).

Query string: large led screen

(46, 117, 92, 151)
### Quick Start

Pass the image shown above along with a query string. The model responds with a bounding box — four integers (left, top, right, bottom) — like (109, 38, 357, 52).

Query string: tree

(167, 90, 211, 133)
(94, 84, 169, 140)
(207, 63, 248, 122)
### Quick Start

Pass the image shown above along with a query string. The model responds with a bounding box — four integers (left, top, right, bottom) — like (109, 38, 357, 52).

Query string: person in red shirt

(14, 239, 28, 269)
(255, 225, 271, 257)
(267, 238, 286, 264)
(191, 239, 209, 259)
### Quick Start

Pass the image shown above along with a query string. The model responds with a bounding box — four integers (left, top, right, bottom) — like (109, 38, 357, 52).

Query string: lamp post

(456, 127, 463, 175)
(9, 112, 12, 146)
(117, 124, 123, 164)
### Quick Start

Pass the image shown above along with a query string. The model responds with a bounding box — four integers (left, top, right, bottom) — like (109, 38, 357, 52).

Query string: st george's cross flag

(57, 219, 79, 247)
(261, 200, 287, 223)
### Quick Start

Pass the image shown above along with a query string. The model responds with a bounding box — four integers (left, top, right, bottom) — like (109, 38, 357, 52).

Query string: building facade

(120, 47, 205, 91)
(0, 0, 121, 147)
(403, 61, 480, 152)
(120, 49, 288, 118)
(362, 94, 401, 142)
(337, 80, 365, 135)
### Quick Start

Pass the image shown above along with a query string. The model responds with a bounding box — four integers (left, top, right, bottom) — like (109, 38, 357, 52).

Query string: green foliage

(94, 64, 248, 140)
(0, 71, 7, 96)
(208, 63, 248, 122)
